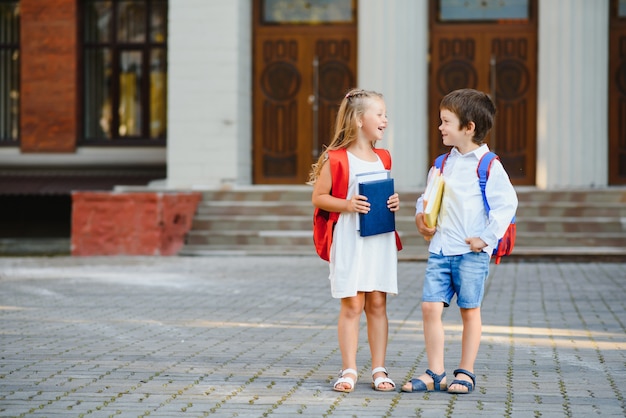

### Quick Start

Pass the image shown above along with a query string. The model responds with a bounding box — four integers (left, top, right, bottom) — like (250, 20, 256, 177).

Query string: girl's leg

(448, 307, 481, 392)
(336, 293, 365, 390)
(364, 291, 393, 390)
(401, 301, 446, 391)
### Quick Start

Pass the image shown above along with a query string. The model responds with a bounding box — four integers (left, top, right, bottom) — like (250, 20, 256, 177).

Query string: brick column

(20, 0, 77, 152)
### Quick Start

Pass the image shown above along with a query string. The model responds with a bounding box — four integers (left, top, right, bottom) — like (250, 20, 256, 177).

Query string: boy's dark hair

(440, 89, 496, 144)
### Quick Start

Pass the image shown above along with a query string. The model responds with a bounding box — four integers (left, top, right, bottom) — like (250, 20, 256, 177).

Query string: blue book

(358, 177, 396, 237)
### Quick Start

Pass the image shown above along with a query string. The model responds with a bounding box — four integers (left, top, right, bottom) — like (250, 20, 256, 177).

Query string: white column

(167, 0, 251, 190)
(358, 0, 429, 190)
(537, 0, 609, 188)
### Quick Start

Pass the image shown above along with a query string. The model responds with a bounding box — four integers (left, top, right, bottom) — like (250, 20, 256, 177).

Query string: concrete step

(179, 242, 626, 262)
(181, 186, 626, 260)
(184, 229, 626, 248)
(197, 187, 626, 203)
(191, 214, 625, 234)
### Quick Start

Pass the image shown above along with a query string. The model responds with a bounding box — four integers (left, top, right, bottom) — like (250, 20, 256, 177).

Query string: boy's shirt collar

(450, 143, 490, 159)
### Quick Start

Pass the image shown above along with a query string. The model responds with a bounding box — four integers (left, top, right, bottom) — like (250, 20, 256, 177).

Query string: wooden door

(252, 1, 356, 184)
(429, 0, 537, 185)
(609, 0, 626, 185)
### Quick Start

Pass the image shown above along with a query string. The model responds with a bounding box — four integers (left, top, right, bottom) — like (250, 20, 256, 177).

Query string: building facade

(0, 0, 624, 203)
(171, 0, 621, 191)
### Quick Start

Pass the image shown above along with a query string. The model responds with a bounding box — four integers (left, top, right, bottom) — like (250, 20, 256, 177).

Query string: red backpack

(434, 151, 516, 264)
(313, 148, 402, 261)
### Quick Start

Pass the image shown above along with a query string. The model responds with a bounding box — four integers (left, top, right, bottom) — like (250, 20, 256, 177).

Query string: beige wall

(536, 0, 609, 188)
(167, 0, 251, 189)
(358, 0, 430, 190)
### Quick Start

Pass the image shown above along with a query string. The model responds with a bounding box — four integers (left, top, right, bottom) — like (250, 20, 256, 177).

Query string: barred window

(82, 0, 167, 144)
(0, 1, 19, 144)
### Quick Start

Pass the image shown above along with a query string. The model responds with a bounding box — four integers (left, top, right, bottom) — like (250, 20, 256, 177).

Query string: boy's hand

(415, 213, 436, 241)
(465, 237, 487, 253)
(387, 193, 400, 212)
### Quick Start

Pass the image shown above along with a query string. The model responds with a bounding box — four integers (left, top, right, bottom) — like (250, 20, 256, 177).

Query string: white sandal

(333, 368, 357, 393)
(371, 367, 396, 392)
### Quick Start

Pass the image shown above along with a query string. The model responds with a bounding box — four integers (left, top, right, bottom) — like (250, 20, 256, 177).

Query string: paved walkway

(0, 256, 624, 417)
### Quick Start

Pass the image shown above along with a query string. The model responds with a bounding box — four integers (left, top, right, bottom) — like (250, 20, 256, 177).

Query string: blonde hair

(307, 88, 384, 184)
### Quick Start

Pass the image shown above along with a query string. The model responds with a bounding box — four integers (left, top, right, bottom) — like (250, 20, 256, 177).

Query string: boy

(402, 89, 518, 394)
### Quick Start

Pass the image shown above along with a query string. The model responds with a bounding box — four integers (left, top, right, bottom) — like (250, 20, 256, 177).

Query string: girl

(309, 89, 401, 392)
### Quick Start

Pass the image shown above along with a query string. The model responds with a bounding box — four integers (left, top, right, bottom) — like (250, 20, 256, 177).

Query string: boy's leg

(402, 252, 453, 392)
(448, 252, 489, 393)
(336, 293, 365, 390)
(448, 306, 481, 393)
(364, 291, 393, 390)
(423, 301, 446, 374)
(401, 301, 446, 391)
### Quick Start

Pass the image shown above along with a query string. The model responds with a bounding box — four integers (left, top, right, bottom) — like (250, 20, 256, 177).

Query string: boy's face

(439, 108, 474, 148)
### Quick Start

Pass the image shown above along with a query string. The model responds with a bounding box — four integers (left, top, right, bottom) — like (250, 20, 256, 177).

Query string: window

(262, 0, 355, 24)
(439, 0, 529, 22)
(0, 1, 19, 144)
(82, 0, 167, 144)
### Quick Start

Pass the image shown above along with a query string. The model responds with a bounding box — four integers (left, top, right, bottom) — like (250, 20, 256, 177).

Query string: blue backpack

(434, 151, 516, 264)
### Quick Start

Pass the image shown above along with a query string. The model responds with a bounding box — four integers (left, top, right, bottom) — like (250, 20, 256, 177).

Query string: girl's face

(359, 98, 388, 143)
(439, 108, 468, 148)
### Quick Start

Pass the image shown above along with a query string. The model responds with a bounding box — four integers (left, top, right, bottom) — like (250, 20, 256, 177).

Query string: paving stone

(0, 256, 624, 417)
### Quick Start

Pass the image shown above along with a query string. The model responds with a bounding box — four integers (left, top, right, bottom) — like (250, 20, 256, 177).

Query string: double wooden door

(252, 4, 356, 184)
(429, 0, 538, 185)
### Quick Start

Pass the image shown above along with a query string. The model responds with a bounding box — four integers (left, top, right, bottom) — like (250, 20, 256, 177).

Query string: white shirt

(415, 144, 518, 257)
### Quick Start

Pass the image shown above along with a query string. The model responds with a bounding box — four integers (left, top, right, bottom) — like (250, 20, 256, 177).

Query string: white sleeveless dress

(328, 151, 398, 298)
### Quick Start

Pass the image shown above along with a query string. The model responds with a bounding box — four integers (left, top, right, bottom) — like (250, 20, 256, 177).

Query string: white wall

(537, 0, 609, 188)
(236, 0, 253, 185)
(167, 1, 250, 189)
(358, 0, 430, 191)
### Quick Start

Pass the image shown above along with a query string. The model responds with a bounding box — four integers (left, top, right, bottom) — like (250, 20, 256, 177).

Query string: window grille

(0, 1, 19, 144)
(82, 0, 167, 144)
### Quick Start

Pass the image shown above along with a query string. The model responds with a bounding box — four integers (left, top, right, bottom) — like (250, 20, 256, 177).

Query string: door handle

(311, 56, 320, 158)
(490, 54, 497, 151)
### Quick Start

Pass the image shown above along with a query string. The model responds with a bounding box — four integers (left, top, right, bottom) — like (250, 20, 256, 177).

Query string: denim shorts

(422, 251, 490, 308)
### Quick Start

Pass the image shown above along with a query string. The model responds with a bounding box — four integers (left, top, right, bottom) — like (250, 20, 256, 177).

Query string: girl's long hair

(307, 89, 383, 184)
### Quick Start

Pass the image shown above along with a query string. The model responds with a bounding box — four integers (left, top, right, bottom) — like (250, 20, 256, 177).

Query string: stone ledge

(71, 191, 201, 256)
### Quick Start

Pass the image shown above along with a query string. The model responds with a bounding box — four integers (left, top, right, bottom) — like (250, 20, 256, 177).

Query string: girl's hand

(465, 237, 487, 253)
(387, 193, 400, 212)
(347, 194, 370, 213)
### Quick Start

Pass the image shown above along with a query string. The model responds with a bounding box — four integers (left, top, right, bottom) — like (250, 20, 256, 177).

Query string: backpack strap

(327, 148, 390, 199)
(373, 148, 392, 170)
(328, 149, 349, 200)
(477, 152, 498, 214)
(477, 151, 517, 264)
(434, 152, 450, 171)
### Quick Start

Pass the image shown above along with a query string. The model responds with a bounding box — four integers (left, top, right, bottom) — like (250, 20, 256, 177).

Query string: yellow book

(423, 171, 444, 228)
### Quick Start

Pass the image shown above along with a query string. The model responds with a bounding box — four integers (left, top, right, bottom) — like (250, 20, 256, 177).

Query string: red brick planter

(71, 191, 201, 256)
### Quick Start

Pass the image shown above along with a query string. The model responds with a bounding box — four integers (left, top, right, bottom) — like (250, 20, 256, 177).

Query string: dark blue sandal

(402, 369, 447, 392)
(447, 368, 476, 394)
